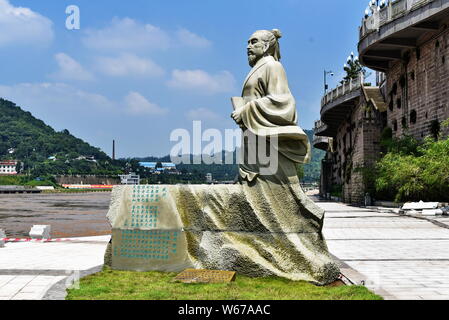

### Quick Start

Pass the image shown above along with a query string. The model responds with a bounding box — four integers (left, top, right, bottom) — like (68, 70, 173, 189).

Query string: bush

(375, 137, 449, 202)
(0, 175, 22, 186)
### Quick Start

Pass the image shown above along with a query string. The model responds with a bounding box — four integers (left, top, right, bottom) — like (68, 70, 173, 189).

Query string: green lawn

(66, 268, 382, 300)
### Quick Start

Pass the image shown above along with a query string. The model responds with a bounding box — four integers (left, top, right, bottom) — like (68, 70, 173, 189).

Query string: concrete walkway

(0, 236, 109, 300)
(319, 201, 449, 300)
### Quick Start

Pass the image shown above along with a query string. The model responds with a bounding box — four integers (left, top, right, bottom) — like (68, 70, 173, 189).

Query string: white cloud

(124, 91, 168, 115)
(82, 17, 171, 51)
(0, 83, 169, 118)
(95, 54, 165, 77)
(176, 28, 211, 48)
(82, 17, 212, 52)
(0, 82, 114, 117)
(0, 0, 53, 47)
(50, 53, 94, 81)
(186, 108, 221, 121)
(167, 69, 235, 95)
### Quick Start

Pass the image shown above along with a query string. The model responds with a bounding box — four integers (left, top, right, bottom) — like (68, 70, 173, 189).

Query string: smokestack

(112, 140, 116, 161)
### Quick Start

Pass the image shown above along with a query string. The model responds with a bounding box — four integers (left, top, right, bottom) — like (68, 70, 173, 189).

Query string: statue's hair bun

(271, 29, 282, 39)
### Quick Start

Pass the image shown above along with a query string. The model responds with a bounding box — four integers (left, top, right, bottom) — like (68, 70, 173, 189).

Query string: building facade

(315, 0, 449, 205)
(314, 75, 386, 204)
(359, 0, 449, 140)
(0, 160, 18, 175)
(119, 173, 140, 185)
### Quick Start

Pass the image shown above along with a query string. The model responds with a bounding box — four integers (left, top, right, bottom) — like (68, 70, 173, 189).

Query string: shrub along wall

(374, 132, 449, 202)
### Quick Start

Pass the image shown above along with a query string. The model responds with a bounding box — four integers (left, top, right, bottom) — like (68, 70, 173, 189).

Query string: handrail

(321, 73, 363, 109)
(359, 0, 435, 39)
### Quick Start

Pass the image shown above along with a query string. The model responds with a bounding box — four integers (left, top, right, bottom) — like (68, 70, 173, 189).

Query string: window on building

(400, 75, 406, 88)
(392, 83, 398, 95)
(416, 48, 421, 60)
(397, 98, 402, 109)
(393, 120, 398, 132)
(410, 110, 417, 124)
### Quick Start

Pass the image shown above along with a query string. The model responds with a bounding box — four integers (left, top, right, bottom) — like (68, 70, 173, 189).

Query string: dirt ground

(0, 192, 112, 238)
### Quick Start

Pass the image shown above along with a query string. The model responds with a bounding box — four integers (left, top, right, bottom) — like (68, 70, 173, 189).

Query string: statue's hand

(231, 107, 245, 125)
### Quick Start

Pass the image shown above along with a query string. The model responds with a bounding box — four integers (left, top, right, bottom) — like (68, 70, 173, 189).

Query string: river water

(0, 192, 112, 238)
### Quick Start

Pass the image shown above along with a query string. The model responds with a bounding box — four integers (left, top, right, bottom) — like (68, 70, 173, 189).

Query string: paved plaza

(319, 201, 449, 300)
(0, 236, 110, 300)
(1, 199, 449, 300)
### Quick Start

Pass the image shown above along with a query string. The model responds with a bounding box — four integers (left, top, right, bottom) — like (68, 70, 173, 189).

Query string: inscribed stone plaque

(111, 229, 193, 272)
(174, 269, 237, 284)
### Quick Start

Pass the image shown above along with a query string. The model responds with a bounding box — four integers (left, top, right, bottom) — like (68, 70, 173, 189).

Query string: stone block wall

(385, 26, 449, 140)
(331, 92, 383, 205)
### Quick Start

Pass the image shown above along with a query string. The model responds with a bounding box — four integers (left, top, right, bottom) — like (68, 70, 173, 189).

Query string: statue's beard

(248, 54, 258, 67)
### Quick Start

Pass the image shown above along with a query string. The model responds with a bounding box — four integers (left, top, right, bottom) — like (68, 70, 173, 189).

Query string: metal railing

(321, 73, 363, 109)
(360, 0, 435, 39)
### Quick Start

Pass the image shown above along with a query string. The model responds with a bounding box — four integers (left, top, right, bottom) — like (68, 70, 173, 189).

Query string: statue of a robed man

(106, 29, 340, 286)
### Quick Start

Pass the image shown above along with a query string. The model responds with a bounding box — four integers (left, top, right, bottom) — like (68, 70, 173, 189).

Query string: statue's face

(247, 32, 269, 67)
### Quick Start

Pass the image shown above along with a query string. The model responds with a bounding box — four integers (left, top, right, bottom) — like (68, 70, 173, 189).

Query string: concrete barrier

(29, 225, 51, 239)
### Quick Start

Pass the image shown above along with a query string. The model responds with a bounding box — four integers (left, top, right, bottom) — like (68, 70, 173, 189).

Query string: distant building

(76, 155, 97, 162)
(119, 172, 140, 185)
(0, 160, 18, 175)
(139, 162, 178, 174)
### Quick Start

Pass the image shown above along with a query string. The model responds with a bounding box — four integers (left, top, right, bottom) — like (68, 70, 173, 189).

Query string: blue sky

(0, 0, 370, 158)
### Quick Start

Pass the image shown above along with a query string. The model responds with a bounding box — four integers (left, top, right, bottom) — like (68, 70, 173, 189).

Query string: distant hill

(0, 98, 121, 176)
(303, 129, 325, 183)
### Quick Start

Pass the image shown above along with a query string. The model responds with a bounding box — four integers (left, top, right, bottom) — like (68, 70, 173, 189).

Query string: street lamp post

(324, 70, 334, 94)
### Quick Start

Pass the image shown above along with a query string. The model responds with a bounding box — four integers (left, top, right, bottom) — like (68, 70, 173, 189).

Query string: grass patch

(66, 268, 382, 300)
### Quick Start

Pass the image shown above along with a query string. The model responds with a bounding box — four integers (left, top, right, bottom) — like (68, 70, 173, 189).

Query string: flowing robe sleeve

(241, 60, 311, 164)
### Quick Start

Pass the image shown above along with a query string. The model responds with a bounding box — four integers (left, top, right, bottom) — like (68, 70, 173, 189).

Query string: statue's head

(247, 29, 282, 67)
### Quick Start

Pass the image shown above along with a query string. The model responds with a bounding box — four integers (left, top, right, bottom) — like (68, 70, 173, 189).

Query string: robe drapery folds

(240, 55, 311, 170)
(106, 55, 340, 286)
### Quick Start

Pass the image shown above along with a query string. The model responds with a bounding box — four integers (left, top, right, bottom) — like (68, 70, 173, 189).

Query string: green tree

(342, 52, 366, 83)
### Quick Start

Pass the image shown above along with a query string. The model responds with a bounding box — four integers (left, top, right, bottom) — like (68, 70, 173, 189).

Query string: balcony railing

(314, 120, 327, 133)
(360, 0, 435, 39)
(321, 73, 363, 109)
(312, 135, 330, 149)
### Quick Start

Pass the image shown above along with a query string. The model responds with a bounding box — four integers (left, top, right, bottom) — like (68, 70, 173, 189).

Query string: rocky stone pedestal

(105, 185, 340, 285)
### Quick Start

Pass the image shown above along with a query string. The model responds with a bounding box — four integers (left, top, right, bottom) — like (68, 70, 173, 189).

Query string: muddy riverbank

(0, 192, 112, 238)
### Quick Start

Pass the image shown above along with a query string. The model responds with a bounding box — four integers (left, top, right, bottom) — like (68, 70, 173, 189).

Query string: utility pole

(112, 140, 115, 161)
(324, 70, 334, 94)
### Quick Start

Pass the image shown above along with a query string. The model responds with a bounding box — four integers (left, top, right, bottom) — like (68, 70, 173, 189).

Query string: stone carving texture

(106, 29, 340, 285)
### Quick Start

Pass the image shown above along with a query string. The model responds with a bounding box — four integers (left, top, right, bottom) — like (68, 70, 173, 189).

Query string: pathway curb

(43, 265, 104, 300)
